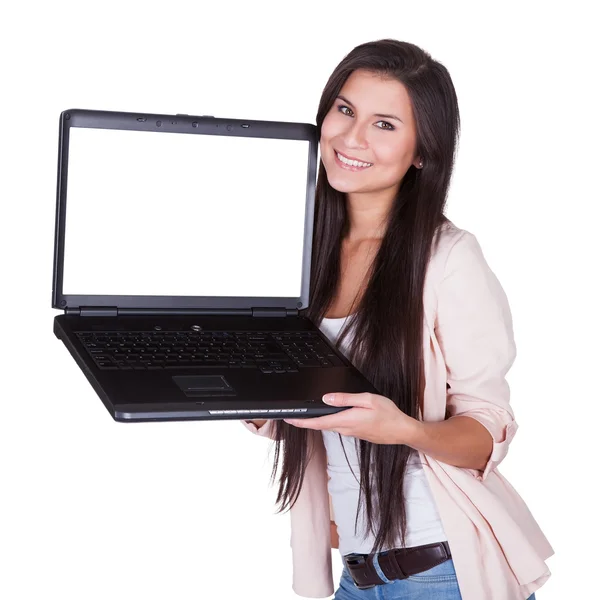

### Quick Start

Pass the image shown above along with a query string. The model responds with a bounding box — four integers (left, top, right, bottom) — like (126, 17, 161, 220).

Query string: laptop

(52, 108, 379, 423)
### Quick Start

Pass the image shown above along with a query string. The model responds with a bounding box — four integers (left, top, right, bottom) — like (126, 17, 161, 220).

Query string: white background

(1, 1, 592, 599)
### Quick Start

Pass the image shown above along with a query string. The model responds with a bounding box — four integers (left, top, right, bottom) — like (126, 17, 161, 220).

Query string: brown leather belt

(344, 541, 451, 590)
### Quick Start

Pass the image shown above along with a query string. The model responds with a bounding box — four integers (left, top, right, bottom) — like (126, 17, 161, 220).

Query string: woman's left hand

(283, 392, 420, 445)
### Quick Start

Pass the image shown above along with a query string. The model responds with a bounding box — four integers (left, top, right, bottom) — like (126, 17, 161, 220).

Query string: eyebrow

(336, 95, 404, 124)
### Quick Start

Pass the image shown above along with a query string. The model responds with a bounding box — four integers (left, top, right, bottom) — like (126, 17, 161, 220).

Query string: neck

(344, 188, 396, 243)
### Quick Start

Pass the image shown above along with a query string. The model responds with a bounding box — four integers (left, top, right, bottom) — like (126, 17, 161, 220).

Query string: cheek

(320, 113, 343, 144)
(376, 129, 416, 164)
(320, 119, 340, 165)
(373, 141, 407, 170)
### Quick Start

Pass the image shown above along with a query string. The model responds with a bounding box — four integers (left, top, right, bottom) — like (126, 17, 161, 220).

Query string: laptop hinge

(66, 306, 119, 317)
(251, 307, 299, 318)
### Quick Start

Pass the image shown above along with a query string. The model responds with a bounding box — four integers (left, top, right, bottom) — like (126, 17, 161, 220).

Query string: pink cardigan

(242, 221, 554, 599)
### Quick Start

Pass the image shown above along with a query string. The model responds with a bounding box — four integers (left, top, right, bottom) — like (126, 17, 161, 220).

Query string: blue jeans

(334, 553, 537, 599)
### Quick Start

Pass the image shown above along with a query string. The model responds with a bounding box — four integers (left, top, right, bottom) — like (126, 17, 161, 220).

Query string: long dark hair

(269, 39, 460, 555)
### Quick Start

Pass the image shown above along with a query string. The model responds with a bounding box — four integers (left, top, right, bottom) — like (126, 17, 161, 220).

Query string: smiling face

(320, 69, 421, 198)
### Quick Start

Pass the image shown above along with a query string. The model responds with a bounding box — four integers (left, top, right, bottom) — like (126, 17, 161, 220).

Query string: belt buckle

(344, 553, 377, 590)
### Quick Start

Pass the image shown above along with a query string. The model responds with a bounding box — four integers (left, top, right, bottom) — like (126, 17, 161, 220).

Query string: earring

(418, 160, 423, 169)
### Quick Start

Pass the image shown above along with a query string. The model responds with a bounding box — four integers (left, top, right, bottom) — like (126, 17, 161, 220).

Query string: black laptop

(52, 108, 379, 422)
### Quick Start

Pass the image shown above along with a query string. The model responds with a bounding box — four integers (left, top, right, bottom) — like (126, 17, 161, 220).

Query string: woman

(242, 39, 553, 600)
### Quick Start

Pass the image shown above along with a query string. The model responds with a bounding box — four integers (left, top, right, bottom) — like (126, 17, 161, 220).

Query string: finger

(283, 414, 345, 430)
(323, 392, 374, 409)
(283, 417, 328, 429)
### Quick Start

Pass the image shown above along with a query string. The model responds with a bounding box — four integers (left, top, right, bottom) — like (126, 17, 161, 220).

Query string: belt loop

(381, 549, 406, 580)
(344, 552, 383, 589)
(439, 541, 451, 559)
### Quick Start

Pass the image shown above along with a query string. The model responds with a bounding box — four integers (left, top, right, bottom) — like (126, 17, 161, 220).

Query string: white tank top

(319, 315, 447, 556)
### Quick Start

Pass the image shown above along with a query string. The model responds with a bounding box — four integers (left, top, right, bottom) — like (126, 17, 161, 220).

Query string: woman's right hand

(248, 419, 268, 429)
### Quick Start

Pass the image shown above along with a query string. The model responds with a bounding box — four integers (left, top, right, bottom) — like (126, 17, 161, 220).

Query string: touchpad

(173, 375, 236, 397)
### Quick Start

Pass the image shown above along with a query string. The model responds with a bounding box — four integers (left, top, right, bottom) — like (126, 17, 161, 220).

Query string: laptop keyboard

(75, 330, 345, 373)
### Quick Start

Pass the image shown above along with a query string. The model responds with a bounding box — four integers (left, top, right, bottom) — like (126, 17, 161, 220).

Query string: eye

(376, 121, 395, 131)
(337, 105, 395, 131)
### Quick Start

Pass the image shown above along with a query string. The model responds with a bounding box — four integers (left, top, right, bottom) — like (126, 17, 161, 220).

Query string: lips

(336, 150, 370, 163)
(333, 150, 373, 171)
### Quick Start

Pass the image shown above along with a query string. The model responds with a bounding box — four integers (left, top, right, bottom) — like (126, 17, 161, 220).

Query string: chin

(323, 165, 366, 194)
(326, 175, 361, 194)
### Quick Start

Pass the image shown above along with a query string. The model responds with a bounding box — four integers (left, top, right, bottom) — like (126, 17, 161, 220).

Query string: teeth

(337, 152, 372, 168)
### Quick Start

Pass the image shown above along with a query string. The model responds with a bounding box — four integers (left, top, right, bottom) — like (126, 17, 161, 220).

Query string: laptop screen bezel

(51, 108, 318, 313)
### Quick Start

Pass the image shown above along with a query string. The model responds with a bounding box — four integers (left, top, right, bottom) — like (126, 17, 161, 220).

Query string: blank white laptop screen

(62, 127, 311, 298)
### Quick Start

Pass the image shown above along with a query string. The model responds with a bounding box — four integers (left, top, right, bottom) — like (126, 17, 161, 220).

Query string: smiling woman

(242, 38, 552, 600)
(321, 70, 422, 191)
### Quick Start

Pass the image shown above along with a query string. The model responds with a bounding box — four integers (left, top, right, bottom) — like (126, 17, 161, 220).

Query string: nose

(342, 121, 368, 150)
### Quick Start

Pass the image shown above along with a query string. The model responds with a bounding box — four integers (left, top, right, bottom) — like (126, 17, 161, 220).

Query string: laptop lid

(51, 109, 319, 314)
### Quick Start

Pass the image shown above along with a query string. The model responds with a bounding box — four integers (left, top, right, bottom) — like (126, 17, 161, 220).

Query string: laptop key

(295, 359, 321, 367)
(97, 361, 118, 369)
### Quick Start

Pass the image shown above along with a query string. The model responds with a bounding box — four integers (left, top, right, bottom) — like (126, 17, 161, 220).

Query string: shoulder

(424, 219, 496, 318)
(431, 218, 469, 254)
(427, 218, 472, 281)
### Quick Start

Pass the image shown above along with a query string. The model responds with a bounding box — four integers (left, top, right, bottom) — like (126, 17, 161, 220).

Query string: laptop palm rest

(173, 375, 236, 397)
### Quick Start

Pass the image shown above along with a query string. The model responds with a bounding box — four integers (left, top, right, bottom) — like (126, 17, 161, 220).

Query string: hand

(283, 393, 419, 446)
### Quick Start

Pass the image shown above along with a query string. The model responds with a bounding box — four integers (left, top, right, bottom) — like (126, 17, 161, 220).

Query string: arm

(405, 415, 493, 471)
(415, 232, 518, 481)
